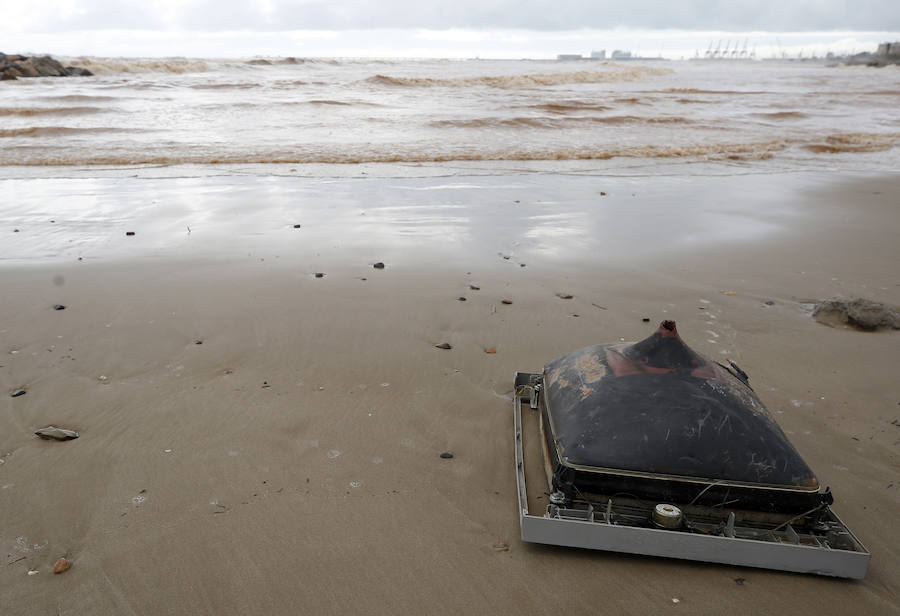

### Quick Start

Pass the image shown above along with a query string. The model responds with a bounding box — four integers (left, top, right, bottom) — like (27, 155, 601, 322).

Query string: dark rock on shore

(1, 52, 93, 81)
(813, 297, 900, 331)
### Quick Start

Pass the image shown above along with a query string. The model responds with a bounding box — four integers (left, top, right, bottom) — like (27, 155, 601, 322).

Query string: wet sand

(1, 170, 899, 615)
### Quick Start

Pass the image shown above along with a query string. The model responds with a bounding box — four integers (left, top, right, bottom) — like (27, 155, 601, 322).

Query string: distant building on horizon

(557, 54, 583, 61)
(590, 50, 606, 60)
(876, 42, 900, 57)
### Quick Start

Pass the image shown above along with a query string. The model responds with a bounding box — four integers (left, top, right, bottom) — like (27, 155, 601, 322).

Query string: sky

(2, 0, 899, 58)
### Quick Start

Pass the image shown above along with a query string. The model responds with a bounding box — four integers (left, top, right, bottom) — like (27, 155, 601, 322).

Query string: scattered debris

(440, 452, 454, 459)
(35, 426, 79, 440)
(813, 297, 900, 331)
(435, 343, 452, 350)
(27, 569, 39, 576)
(314, 272, 325, 278)
(501, 299, 513, 305)
(53, 558, 71, 574)
(458, 296, 466, 302)
(53, 304, 66, 311)
(125, 231, 135, 236)
(469, 285, 480, 290)
(492, 542, 510, 552)
(373, 262, 385, 269)
(11, 389, 26, 398)
(556, 293, 573, 300)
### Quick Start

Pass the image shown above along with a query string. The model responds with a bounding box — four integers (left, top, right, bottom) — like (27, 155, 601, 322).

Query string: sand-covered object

(813, 297, 900, 331)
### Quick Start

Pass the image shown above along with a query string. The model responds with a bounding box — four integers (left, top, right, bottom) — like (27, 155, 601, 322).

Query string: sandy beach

(1, 169, 899, 614)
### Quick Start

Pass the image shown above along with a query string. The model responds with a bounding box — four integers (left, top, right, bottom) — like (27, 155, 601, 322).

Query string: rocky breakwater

(1, 52, 93, 80)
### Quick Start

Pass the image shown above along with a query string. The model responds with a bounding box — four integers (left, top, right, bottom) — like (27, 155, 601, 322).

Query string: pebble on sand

(125, 231, 136, 236)
(485, 348, 497, 354)
(469, 285, 480, 290)
(556, 293, 573, 299)
(11, 389, 26, 397)
(435, 343, 452, 350)
(373, 262, 385, 269)
(458, 296, 466, 301)
(314, 272, 325, 278)
(34, 426, 80, 440)
(642, 317, 650, 322)
(53, 558, 71, 574)
(501, 299, 513, 305)
(293, 224, 302, 228)
(439, 452, 454, 459)
(53, 304, 66, 311)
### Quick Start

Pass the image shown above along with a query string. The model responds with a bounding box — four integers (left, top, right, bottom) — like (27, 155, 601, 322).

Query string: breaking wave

(0, 127, 136, 138)
(752, 111, 809, 120)
(657, 88, 767, 95)
(524, 102, 613, 113)
(429, 115, 690, 129)
(367, 67, 669, 88)
(189, 82, 261, 90)
(0, 106, 107, 117)
(804, 133, 899, 153)
(69, 58, 209, 74)
(0, 140, 785, 165)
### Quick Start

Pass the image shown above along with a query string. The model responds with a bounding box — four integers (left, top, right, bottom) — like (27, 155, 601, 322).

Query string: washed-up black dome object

(541, 320, 821, 512)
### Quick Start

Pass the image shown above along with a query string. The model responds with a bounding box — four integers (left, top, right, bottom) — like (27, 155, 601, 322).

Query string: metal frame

(514, 372, 870, 579)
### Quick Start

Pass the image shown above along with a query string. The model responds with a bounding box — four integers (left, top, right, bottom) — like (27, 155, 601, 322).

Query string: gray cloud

(13, 0, 900, 32)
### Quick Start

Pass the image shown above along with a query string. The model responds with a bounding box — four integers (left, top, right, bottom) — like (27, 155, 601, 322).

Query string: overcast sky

(2, 0, 899, 57)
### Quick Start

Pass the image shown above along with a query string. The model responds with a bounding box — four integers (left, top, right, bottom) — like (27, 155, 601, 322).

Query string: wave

(366, 67, 669, 88)
(752, 111, 808, 120)
(0, 127, 136, 138)
(804, 132, 899, 153)
(36, 95, 119, 102)
(189, 82, 262, 90)
(675, 98, 716, 104)
(0, 106, 107, 117)
(429, 115, 690, 129)
(69, 58, 209, 74)
(524, 102, 612, 113)
(0, 140, 785, 165)
(657, 88, 767, 95)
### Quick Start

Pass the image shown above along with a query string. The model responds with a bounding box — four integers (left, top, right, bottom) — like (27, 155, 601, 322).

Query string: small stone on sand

(439, 451, 454, 459)
(501, 299, 513, 305)
(11, 389, 26, 397)
(293, 224, 302, 228)
(485, 348, 497, 354)
(556, 293, 573, 299)
(125, 231, 135, 236)
(458, 297, 466, 301)
(373, 262, 385, 269)
(314, 272, 325, 278)
(53, 304, 66, 311)
(469, 285, 480, 290)
(435, 343, 452, 350)
(642, 317, 650, 322)
(53, 558, 71, 574)
(35, 426, 79, 440)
